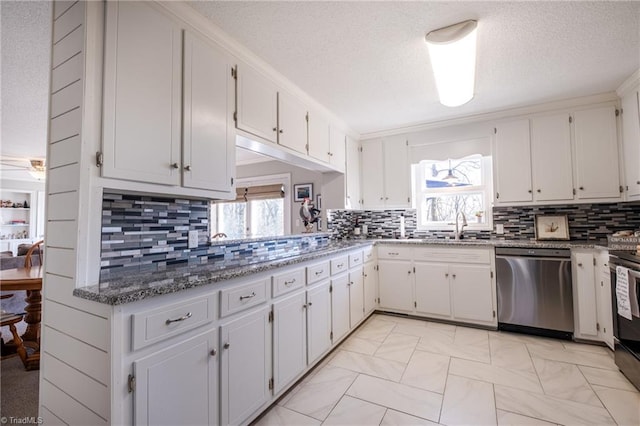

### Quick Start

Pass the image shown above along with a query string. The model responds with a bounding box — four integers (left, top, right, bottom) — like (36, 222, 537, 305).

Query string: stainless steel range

(496, 247, 574, 339)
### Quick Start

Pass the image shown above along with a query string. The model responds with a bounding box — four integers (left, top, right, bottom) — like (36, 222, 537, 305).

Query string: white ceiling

(1, 1, 639, 179)
(189, 0, 640, 136)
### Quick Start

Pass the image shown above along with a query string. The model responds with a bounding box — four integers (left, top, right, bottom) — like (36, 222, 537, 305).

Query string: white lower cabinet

(349, 267, 365, 327)
(331, 273, 351, 343)
(306, 281, 332, 364)
(273, 291, 307, 394)
(450, 264, 495, 324)
(378, 259, 413, 313)
(220, 306, 271, 426)
(572, 249, 612, 344)
(363, 261, 378, 315)
(133, 329, 217, 426)
(414, 262, 451, 318)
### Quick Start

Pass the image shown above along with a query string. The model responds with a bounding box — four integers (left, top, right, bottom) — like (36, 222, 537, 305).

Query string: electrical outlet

(188, 230, 198, 249)
(496, 224, 504, 235)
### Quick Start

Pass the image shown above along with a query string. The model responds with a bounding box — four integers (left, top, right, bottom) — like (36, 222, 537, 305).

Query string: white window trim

(412, 156, 493, 231)
(233, 173, 292, 235)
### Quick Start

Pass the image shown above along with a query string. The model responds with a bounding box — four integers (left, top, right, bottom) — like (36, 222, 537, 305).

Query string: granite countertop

(75, 237, 609, 306)
(74, 240, 372, 305)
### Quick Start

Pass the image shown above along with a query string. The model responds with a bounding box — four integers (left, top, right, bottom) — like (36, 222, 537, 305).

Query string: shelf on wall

(0, 207, 30, 210)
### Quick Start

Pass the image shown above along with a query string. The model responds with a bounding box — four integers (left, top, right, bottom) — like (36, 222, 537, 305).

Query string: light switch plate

(496, 224, 504, 235)
(188, 230, 198, 248)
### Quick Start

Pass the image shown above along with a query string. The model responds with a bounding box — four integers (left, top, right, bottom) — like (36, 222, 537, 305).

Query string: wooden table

(0, 266, 42, 370)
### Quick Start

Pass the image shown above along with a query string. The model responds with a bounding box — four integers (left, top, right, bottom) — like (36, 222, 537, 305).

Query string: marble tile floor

(254, 314, 640, 426)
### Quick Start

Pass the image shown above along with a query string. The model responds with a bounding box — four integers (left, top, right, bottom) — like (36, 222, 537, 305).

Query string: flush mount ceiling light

(28, 159, 46, 180)
(425, 19, 478, 107)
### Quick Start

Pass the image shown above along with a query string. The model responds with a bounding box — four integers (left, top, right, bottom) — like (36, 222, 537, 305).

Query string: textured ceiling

(1, 0, 51, 163)
(189, 0, 640, 135)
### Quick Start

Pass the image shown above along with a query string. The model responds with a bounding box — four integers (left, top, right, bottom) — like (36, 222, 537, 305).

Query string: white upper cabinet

(102, 1, 182, 185)
(494, 119, 533, 203)
(621, 88, 640, 199)
(182, 31, 235, 193)
(277, 91, 308, 155)
(236, 63, 279, 143)
(361, 137, 410, 208)
(345, 136, 361, 209)
(329, 126, 346, 172)
(530, 113, 574, 201)
(308, 110, 331, 162)
(573, 105, 621, 200)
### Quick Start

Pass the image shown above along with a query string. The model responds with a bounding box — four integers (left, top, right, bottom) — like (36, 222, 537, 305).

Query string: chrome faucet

(455, 212, 467, 240)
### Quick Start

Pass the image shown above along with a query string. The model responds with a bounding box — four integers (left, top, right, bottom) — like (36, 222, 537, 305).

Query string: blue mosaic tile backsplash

(328, 202, 640, 242)
(100, 192, 329, 277)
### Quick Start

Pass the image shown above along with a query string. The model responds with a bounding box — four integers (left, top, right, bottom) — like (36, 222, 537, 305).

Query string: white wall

(236, 160, 327, 233)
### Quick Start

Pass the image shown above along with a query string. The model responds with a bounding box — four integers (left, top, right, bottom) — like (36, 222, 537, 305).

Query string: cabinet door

(182, 31, 235, 193)
(345, 136, 361, 209)
(622, 89, 640, 199)
(574, 106, 621, 199)
(378, 259, 413, 313)
(414, 262, 451, 318)
(494, 119, 533, 203)
(307, 282, 332, 364)
(363, 262, 377, 315)
(273, 291, 307, 394)
(597, 251, 614, 349)
(331, 273, 351, 343)
(349, 268, 364, 327)
(220, 306, 271, 426)
(450, 264, 495, 324)
(133, 329, 217, 426)
(236, 64, 278, 143)
(329, 126, 346, 172)
(383, 136, 410, 207)
(308, 110, 330, 163)
(103, 1, 181, 185)
(278, 91, 308, 155)
(361, 139, 385, 208)
(573, 252, 598, 339)
(530, 113, 574, 201)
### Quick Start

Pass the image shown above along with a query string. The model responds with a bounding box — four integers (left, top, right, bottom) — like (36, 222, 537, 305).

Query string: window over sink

(412, 154, 493, 230)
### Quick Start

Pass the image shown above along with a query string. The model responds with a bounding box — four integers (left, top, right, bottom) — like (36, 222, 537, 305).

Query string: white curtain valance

(409, 137, 491, 163)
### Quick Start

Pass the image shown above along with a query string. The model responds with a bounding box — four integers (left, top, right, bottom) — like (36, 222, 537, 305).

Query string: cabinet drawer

(363, 246, 374, 263)
(220, 278, 268, 317)
(272, 268, 305, 297)
(131, 294, 216, 351)
(413, 247, 492, 264)
(307, 261, 330, 285)
(331, 255, 349, 275)
(349, 251, 363, 268)
(377, 245, 412, 260)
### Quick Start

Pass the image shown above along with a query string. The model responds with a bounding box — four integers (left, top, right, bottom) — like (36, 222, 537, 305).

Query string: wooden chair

(24, 240, 43, 269)
(0, 295, 29, 369)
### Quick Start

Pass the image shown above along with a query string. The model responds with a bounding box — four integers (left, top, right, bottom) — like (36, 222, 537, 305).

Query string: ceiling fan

(0, 157, 46, 180)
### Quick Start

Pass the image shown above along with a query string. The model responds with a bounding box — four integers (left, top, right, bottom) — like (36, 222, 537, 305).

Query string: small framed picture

(316, 194, 322, 210)
(534, 215, 570, 240)
(294, 183, 313, 202)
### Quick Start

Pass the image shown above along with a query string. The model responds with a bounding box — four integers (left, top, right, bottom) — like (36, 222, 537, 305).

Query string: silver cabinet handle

(184, 165, 192, 171)
(315, 270, 324, 276)
(308, 302, 313, 306)
(353, 258, 360, 262)
(389, 252, 399, 256)
(224, 343, 230, 349)
(210, 349, 217, 356)
(279, 129, 284, 134)
(171, 163, 179, 169)
(578, 263, 583, 267)
(272, 127, 277, 132)
(452, 274, 456, 279)
(284, 278, 296, 286)
(165, 312, 192, 325)
(445, 273, 449, 277)
(337, 263, 344, 268)
(349, 281, 353, 286)
(240, 292, 256, 300)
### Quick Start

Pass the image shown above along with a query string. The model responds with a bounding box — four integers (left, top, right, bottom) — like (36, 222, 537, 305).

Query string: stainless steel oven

(609, 251, 640, 391)
(496, 247, 574, 339)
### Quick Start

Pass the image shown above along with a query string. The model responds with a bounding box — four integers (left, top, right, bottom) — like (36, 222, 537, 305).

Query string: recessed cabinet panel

(414, 263, 450, 318)
(572, 252, 599, 338)
(236, 64, 278, 143)
(307, 282, 332, 364)
(361, 140, 385, 208)
(331, 273, 351, 342)
(278, 91, 308, 155)
(308, 110, 331, 163)
(102, 1, 182, 185)
(530, 113, 574, 201)
(349, 268, 364, 327)
(273, 291, 307, 394)
(329, 126, 346, 172)
(574, 106, 621, 199)
(450, 264, 494, 323)
(345, 136, 361, 209)
(363, 261, 378, 315)
(378, 259, 413, 313)
(182, 31, 235, 193)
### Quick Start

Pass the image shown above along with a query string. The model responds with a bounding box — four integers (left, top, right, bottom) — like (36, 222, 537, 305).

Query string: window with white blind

(211, 174, 291, 239)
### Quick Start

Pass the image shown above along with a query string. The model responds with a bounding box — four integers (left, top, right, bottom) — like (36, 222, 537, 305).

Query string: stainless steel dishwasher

(496, 247, 574, 339)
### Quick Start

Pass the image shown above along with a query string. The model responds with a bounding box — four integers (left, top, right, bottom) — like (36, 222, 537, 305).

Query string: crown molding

(616, 69, 640, 97)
